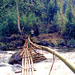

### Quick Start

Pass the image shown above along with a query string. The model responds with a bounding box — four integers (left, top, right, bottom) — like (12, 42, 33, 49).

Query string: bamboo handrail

(28, 37, 75, 73)
(20, 37, 75, 75)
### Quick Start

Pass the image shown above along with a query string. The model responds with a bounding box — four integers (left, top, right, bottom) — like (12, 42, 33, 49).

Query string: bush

(67, 39, 75, 46)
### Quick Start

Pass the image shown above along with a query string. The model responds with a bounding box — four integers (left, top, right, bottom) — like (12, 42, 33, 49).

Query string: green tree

(64, 0, 75, 38)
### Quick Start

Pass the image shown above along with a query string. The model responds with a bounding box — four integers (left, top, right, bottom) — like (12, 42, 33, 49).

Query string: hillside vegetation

(0, 0, 75, 50)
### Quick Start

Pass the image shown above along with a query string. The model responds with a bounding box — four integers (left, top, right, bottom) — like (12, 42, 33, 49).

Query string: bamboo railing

(28, 37, 75, 73)
(20, 37, 75, 75)
(20, 38, 34, 75)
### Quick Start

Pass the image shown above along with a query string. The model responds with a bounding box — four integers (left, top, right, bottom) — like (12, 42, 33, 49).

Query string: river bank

(0, 48, 75, 75)
(0, 33, 75, 51)
(33, 33, 75, 48)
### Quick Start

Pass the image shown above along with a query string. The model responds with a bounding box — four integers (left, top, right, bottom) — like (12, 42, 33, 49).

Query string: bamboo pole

(22, 52, 24, 75)
(28, 37, 75, 73)
(24, 51, 27, 75)
(26, 43, 29, 75)
(30, 53, 34, 75)
(21, 37, 34, 75)
(27, 49, 31, 75)
(41, 46, 75, 73)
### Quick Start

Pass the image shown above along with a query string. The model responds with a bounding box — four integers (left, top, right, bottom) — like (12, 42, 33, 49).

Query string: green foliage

(0, 42, 6, 46)
(20, 13, 40, 33)
(64, 22, 75, 38)
(68, 39, 75, 46)
(63, 1, 75, 38)
(0, 0, 75, 39)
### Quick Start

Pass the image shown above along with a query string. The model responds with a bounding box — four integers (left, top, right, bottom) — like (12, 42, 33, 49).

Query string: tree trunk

(16, 1, 22, 34)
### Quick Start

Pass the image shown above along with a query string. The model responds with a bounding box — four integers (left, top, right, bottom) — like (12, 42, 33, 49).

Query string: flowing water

(0, 48, 75, 75)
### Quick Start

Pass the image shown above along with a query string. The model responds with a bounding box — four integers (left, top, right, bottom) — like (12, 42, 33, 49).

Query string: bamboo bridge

(20, 36, 75, 75)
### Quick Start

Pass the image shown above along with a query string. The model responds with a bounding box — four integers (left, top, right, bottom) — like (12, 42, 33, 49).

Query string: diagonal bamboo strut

(28, 37, 75, 73)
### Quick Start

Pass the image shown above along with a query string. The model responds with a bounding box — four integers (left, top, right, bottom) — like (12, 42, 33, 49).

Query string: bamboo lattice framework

(28, 37, 75, 73)
(20, 37, 75, 75)
(20, 38, 34, 75)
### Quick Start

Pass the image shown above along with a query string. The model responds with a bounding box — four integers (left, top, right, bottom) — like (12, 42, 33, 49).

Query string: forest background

(0, 0, 75, 50)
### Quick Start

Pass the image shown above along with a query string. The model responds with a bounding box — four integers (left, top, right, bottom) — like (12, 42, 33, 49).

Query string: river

(0, 48, 75, 75)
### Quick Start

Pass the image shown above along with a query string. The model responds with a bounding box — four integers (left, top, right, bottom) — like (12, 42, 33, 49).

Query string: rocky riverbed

(0, 48, 75, 75)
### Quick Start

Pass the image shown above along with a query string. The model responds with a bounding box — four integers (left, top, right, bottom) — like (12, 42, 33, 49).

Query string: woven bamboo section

(21, 48, 34, 75)
(20, 36, 75, 75)
(20, 38, 34, 75)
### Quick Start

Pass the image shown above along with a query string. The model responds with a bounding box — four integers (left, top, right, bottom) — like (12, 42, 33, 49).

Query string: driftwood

(28, 37, 75, 73)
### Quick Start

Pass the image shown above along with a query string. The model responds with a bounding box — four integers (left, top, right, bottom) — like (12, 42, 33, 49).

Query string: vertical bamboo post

(26, 43, 29, 75)
(21, 37, 34, 75)
(22, 52, 24, 75)
(30, 54, 34, 75)
(26, 52, 29, 75)
(27, 49, 30, 75)
(24, 53, 26, 75)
